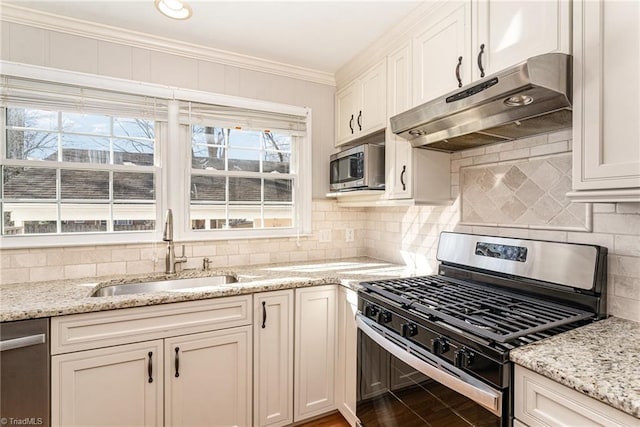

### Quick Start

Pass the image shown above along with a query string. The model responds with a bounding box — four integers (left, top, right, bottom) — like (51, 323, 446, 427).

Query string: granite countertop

(0, 257, 416, 322)
(510, 316, 640, 419)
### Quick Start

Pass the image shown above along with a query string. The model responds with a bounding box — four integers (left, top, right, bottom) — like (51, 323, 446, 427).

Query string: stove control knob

(454, 348, 474, 368)
(430, 337, 450, 355)
(378, 311, 392, 324)
(401, 323, 418, 338)
(365, 304, 379, 319)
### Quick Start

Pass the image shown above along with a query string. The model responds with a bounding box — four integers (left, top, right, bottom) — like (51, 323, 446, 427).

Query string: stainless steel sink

(90, 275, 238, 297)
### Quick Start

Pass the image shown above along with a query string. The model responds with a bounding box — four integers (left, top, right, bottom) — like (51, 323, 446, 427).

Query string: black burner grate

(361, 275, 594, 343)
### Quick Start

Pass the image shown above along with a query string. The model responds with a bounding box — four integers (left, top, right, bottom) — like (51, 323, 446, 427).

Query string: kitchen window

(171, 99, 311, 241)
(0, 64, 312, 247)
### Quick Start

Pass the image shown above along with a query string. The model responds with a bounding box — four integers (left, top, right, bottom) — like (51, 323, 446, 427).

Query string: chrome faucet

(162, 209, 187, 274)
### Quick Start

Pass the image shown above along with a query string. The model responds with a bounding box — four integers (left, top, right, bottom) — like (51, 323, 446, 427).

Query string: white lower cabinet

(51, 296, 253, 427)
(294, 285, 337, 421)
(336, 287, 358, 426)
(514, 365, 638, 427)
(164, 327, 252, 427)
(52, 340, 164, 427)
(253, 290, 294, 427)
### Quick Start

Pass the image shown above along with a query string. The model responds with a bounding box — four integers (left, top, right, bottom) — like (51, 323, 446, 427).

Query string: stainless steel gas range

(355, 232, 607, 427)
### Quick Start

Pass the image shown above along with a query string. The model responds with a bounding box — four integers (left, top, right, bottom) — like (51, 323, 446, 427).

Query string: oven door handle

(356, 314, 502, 416)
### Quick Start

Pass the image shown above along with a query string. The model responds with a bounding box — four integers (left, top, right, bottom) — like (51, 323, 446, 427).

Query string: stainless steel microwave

(329, 144, 385, 192)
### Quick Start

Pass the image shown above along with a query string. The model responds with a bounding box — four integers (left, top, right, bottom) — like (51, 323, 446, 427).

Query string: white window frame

(0, 61, 312, 249)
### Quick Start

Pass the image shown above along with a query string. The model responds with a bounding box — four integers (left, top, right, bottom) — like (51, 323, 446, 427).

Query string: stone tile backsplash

(1, 130, 638, 322)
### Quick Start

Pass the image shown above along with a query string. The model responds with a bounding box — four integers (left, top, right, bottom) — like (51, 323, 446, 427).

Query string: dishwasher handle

(0, 334, 46, 352)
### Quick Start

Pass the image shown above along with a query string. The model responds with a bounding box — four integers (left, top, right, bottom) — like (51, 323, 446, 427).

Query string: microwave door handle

(356, 314, 502, 416)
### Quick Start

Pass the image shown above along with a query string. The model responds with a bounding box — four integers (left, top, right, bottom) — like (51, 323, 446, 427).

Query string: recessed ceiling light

(155, 0, 192, 20)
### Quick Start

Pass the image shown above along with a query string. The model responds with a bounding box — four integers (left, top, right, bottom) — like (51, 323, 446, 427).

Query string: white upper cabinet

(569, 0, 640, 201)
(386, 41, 452, 204)
(413, 2, 472, 106)
(335, 59, 387, 147)
(472, 0, 571, 80)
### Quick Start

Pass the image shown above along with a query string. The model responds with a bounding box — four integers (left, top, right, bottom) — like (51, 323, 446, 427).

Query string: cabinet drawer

(514, 365, 637, 427)
(52, 296, 252, 355)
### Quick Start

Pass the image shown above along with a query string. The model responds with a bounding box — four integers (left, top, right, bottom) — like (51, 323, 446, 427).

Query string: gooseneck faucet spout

(163, 209, 187, 274)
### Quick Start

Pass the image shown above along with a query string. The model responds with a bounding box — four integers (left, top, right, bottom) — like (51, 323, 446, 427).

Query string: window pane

(61, 204, 108, 233)
(228, 129, 261, 149)
(264, 179, 292, 202)
(7, 108, 58, 130)
(114, 172, 155, 200)
(3, 202, 57, 234)
(113, 117, 154, 139)
(113, 139, 154, 166)
(262, 205, 293, 228)
(61, 134, 110, 163)
(113, 203, 155, 231)
(263, 132, 291, 152)
(228, 205, 259, 229)
(190, 204, 226, 230)
(192, 145, 225, 170)
(191, 176, 225, 201)
(62, 112, 110, 135)
(61, 170, 109, 200)
(263, 151, 290, 173)
(228, 148, 260, 172)
(6, 130, 58, 160)
(229, 177, 261, 202)
(193, 126, 226, 146)
(3, 167, 56, 199)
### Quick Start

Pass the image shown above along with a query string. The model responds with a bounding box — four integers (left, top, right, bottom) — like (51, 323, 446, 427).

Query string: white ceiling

(3, 0, 423, 74)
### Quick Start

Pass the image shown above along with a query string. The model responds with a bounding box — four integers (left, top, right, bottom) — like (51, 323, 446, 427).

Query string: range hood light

(504, 95, 534, 107)
(155, 0, 192, 20)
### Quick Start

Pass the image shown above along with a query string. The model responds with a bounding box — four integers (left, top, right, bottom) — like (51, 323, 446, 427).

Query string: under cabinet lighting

(155, 0, 192, 20)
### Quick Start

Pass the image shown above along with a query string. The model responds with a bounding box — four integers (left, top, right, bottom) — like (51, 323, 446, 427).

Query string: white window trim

(0, 61, 313, 249)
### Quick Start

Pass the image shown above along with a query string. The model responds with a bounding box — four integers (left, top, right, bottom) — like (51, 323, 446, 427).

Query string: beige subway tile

(499, 148, 530, 161)
(461, 146, 486, 158)
(270, 252, 291, 264)
(528, 230, 568, 242)
(289, 251, 309, 262)
(613, 275, 640, 300)
(228, 254, 251, 266)
(1, 268, 30, 284)
(451, 158, 473, 173)
(593, 213, 640, 235)
(46, 250, 65, 266)
(614, 235, 640, 257)
(472, 153, 500, 165)
(607, 295, 640, 322)
(125, 260, 155, 275)
(530, 141, 570, 157)
(0, 253, 11, 269)
(567, 232, 613, 248)
(96, 262, 127, 277)
(217, 244, 239, 256)
(64, 264, 97, 279)
(191, 245, 217, 257)
(547, 129, 573, 143)
(593, 203, 616, 213)
(29, 266, 64, 282)
(513, 134, 548, 149)
(10, 253, 47, 268)
(81, 249, 112, 264)
(616, 203, 640, 214)
(250, 253, 270, 265)
(111, 248, 141, 262)
(610, 255, 640, 278)
(485, 141, 514, 154)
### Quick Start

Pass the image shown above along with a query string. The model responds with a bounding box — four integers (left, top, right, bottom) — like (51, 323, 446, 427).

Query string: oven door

(356, 314, 504, 427)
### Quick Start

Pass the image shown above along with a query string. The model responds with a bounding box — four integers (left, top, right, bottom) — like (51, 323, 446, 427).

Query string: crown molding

(0, 3, 336, 87)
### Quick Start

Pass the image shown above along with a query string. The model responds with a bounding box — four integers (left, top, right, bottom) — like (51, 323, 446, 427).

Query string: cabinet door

(572, 0, 640, 193)
(52, 340, 163, 427)
(254, 290, 294, 427)
(165, 327, 252, 427)
(294, 285, 337, 421)
(413, 3, 471, 106)
(336, 287, 358, 426)
(473, 0, 570, 79)
(335, 81, 360, 146)
(359, 59, 387, 136)
(386, 41, 414, 200)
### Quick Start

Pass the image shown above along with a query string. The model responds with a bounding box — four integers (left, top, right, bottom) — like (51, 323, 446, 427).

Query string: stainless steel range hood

(390, 53, 572, 152)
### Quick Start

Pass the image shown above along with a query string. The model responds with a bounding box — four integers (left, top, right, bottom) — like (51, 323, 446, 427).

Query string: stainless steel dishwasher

(0, 318, 50, 427)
